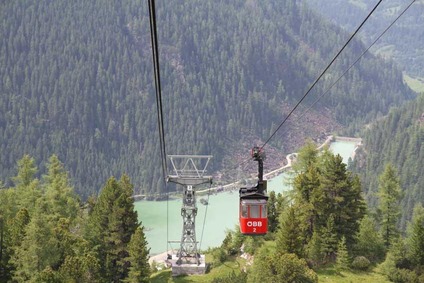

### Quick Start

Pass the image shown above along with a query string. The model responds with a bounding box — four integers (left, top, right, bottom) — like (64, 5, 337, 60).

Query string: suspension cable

(225, 0, 416, 183)
(148, 0, 170, 253)
(260, 0, 384, 150)
(199, 182, 212, 252)
(273, 0, 418, 143)
(148, 0, 167, 180)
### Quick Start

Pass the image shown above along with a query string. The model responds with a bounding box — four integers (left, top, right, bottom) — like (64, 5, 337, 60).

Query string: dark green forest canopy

(305, 0, 424, 77)
(0, 0, 414, 198)
(354, 94, 424, 230)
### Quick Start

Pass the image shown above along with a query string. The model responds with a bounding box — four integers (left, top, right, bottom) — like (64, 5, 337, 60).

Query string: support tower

(167, 155, 212, 275)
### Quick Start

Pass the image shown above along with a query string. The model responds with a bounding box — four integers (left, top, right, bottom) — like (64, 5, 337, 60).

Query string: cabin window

(249, 205, 260, 218)
(241, 204, 248, 218)
(261, 205, 267, 218)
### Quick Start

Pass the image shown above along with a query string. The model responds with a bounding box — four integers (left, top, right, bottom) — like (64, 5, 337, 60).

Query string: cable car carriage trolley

(239, 147, 269, 235)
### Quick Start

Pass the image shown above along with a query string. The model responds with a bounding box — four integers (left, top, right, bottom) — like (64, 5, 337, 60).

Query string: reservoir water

(134, 139, 358, 255)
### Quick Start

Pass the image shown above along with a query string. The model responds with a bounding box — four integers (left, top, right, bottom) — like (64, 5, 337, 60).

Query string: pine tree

(11, 155, 41, 215)
(11, 199, 60, 282)
(43, 155, 79, 221)
(356, 215, 385, 262)
(86, 175, 139, 282)
(293, 164, 320, 241)
(124, 226, 150, 283)
(12, 155, 37, 188)
(378, 164, 402, 247)
(267, 191, 280, 233)
(320, 214, 338, 263)
(306, 229, 323, 267)
(276, 205, 303, 257)
(336, 236, 349, 273)
(407, 203, 424, 266)
(292, 140, 319, 173)
(318, 154, 365, 248)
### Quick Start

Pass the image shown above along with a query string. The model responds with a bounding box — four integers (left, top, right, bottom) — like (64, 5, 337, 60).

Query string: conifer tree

(293, 164, 320, 241)
(86, 175, 139, 282)
(336, 236, 349, 272)
(276, 206, 303, 257)
(267, 191, 280, 233)
(292, 140, 319, 173)
(407, 203, 424, 266)
(356, 215, 385, 262)
(43, 155, 79, 221)
(319, 154, 365, 248)
(11, 199, 60, 282)
(124, 226, 150, 283)
(320, 214, 338, 263)
(307, 230, 323, 266)
(378, 164, 402, 247)
(12, 155, 37, 188)
(11, 155, 41, 215)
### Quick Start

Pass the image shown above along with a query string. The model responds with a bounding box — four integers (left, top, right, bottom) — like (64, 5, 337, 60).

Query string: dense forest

(2, 147, 423, 282)
(305, 0, 424, 77)
(162, 144, 422, 282)
(353, 93, 424, 231)
(0, 155, 150, 282)
(0, 0, 415, 197)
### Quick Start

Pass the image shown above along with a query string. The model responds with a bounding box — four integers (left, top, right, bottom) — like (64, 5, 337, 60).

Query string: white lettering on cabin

(247, 221, 262, 227)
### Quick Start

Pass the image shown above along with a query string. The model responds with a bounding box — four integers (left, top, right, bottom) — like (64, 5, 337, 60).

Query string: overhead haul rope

(199, 182, 212, 252)
(148, 0, 170, 253)
(259, 0, 384, 151)
(226, 0, 417, 183)
(215, 0, 386, 182)
(274, 0, 418, 143)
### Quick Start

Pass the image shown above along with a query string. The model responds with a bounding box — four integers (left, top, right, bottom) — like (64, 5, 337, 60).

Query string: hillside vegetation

(0, 0, 414, 197)
(305, 0, 424, 77)
(354, 93, 424, 230)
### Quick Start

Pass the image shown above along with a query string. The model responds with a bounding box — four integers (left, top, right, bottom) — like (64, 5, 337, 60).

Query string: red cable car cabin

(239, 191, 268, 235)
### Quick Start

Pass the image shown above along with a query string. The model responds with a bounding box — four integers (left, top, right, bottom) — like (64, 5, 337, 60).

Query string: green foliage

(212, 270, 247, 283)
(320, 215, 338, 263)
(290, 144, 366, 266)
(0, 156, 147, 282)
(276, 205, 303, 257)
(211, 247, 228, 267)
(305, 0, 424, 77)
(357, 94, 424, 231)
(292, 140, 319, 173)
(86, 175, 139, 282)
(248, 247, 318, 283)
(306, 230, 323, 266)
(124, 226, 150, 283)
(225, 226, 245, 256)
(11, 200, 60, 281)
(335, 236, 349, 273)
(378, 164, 402, 247)
(43, 155, 80, 221)
(351, 256, 371, 271)
(243, 236, 264, 255)
(379, 237, 409, 278)
(387, 268, 420, 283)
(355, 215, 386, 262)
(407, 203, 424, 266)
(57, 253, 101, 282)
(267, 191, 283, 233)
(12, 155, 38, 188)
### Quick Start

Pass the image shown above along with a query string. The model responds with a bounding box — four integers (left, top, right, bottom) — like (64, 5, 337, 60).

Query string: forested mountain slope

(0, 0, 414, 197)
(354, 94, 424, 230)
(305, 0, 424, 77)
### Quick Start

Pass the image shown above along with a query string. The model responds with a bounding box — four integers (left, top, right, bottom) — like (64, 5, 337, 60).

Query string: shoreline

(134, 135, 362, 199)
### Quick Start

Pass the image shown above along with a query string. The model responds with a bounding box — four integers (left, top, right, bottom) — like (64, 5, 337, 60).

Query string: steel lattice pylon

(167, 155, 212, 265)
